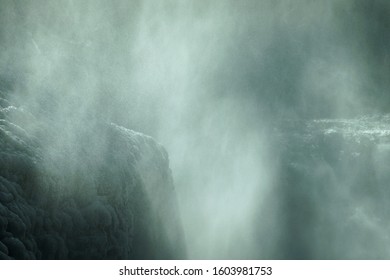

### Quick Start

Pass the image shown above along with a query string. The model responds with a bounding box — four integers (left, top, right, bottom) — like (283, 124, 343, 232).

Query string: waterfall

(1, 0, 389, 259)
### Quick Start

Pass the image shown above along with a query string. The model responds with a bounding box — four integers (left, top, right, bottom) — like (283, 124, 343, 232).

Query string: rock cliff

(0, 90, 185, 259)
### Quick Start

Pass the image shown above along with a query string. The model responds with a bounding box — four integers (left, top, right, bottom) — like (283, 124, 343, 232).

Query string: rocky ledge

(0, 92, 185, 259)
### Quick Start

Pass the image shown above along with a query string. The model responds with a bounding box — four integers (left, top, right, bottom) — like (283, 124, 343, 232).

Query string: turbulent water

(270, 115, 390, 259)
(0, 0, 389, 259)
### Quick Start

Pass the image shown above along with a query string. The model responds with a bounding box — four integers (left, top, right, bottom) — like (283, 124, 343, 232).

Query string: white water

(1, 0, 389, 259)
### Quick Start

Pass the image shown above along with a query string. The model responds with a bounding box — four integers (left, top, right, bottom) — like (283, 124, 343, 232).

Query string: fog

(1, 0, 389, 259)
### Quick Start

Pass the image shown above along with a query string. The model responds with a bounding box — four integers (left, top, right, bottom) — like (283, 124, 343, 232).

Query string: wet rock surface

(0, 92, 185, 260)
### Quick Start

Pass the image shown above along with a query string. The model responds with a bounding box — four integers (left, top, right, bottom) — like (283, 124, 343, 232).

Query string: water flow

(1, 0, 389, 259)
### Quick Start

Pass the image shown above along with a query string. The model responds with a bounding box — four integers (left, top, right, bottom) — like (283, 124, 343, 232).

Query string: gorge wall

(0, 90, 185, 259)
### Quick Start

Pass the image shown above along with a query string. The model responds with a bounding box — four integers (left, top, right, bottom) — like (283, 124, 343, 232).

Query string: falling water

(1, 0, 389, 259)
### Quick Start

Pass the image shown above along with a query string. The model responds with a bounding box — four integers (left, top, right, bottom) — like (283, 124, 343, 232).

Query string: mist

(1, 0, 390, 259)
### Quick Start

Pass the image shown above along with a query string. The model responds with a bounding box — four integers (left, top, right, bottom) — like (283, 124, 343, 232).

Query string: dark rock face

(0, 93, 185, 260)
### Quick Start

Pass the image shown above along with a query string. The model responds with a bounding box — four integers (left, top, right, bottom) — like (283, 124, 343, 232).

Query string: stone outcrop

(0, 91, 185, 259)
